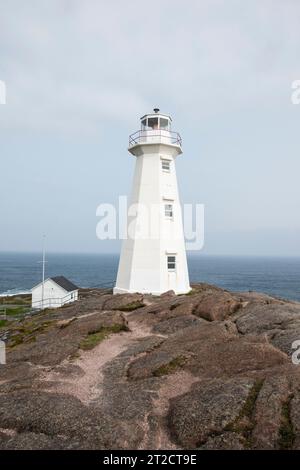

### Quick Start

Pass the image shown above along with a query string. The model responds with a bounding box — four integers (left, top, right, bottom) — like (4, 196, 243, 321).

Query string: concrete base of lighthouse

(113, 286, 192, 295)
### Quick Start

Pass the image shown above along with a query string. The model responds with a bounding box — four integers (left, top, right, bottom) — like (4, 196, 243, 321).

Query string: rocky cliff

(1, 283, 300, 450)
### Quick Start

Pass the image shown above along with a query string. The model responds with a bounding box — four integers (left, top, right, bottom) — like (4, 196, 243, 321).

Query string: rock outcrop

(1, 283, 300, 450)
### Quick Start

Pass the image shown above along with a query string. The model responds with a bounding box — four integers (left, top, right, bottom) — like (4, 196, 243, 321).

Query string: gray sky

(0, 0, 300, 256)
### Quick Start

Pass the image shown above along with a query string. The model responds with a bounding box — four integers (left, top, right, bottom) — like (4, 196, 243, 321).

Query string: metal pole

(41, 235, 46, 309)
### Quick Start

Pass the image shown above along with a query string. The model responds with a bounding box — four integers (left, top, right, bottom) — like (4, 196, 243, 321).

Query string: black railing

(129, 129, 182, 147)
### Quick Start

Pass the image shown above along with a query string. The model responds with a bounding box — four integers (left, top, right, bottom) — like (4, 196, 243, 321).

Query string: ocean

(0, 252, 299, 301)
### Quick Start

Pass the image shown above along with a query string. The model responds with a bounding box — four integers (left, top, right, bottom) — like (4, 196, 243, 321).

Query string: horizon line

(1, 251, 300, 259)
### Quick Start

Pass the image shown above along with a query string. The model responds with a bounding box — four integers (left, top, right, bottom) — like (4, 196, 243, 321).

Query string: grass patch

(39, 308, 57, 314)
(80, 324, 129, 351)
(239, 379, 264, 420)
(116, 301, 145, 312)
(0, 319, 8, 328)
(5, 306, 30, 316)
(225, 379, 264, 445)
(278, 395, 295, 450)
(69, 350, 81, 361)
(153, 355, 187, 377)
(185, 289, 197, 296)
(9, 333, 36, 348)
(8, 320, 56, 348)
(0, 295, 31, 306)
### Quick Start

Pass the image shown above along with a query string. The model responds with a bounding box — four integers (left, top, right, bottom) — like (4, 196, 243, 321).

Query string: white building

(31, 276, 79, 309)
(114, 109, 191, 295)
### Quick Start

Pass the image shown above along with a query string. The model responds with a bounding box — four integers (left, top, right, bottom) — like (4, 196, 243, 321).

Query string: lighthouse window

(167, 255, 176, 271)
(148, 117, 159, 130)
(160, 118, 169, 129)
(159, 118, 169, 131)
(161, 159, 170, 172)
(165, 204, 173, 218)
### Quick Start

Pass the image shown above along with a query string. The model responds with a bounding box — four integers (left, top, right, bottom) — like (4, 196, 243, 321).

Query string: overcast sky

(0, 0, 300, 256)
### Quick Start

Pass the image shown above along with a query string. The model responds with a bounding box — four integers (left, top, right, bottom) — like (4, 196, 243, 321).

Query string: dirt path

(136, 370, 199, 449)
(150, 370, 199, 449)
(42, 318, 153, 404)
(40, 314, 198, 449)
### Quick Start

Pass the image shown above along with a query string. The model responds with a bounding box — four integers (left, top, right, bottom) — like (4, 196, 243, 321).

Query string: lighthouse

(114, 109, 191, 295)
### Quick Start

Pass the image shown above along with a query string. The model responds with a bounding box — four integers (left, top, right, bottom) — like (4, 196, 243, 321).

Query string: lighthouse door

(167, 255, 177, 292)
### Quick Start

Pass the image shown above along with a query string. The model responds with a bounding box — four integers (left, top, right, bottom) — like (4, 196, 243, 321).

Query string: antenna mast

(41, 235, 46, 309)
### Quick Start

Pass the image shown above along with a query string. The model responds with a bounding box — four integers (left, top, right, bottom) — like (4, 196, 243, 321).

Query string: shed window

(167, 255, 176, 271)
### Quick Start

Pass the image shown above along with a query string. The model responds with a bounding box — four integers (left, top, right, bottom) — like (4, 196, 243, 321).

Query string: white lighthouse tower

(114, 109, 191, 295)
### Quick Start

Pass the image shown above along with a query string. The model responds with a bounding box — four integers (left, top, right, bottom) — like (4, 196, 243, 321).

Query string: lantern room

(129, 108, 182, 148)
(140, 109, 172, 131)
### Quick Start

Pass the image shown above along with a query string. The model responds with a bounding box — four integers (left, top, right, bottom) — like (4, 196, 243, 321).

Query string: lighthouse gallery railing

(129, 129, 182, 147)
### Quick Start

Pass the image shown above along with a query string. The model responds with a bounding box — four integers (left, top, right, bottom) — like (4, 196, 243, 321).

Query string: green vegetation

(186, 289, 197, 296)
(5, 306, 30, 316)
(69, 350, 81, 361)
(0, 294, 31, 321)
(239, 379, 264, 420)
(80, 324, 129, 351)
(0, 295, 31, 306)
(8, 320, 55, 348)
(80, 331, 109, 350)
(225, 379, 264, 446)
(9, 333, 31, 348)
(278, 395, 295, 449)
(0, 319, 8, 328)
(153, 355, 187, 377)
(116, 301, 145, 312)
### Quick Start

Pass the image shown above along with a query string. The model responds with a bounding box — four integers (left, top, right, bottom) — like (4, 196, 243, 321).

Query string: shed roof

(50, 276, 78, 292)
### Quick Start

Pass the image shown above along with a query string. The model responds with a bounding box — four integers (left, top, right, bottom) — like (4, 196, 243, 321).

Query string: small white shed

(31, 276, 79, 309)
